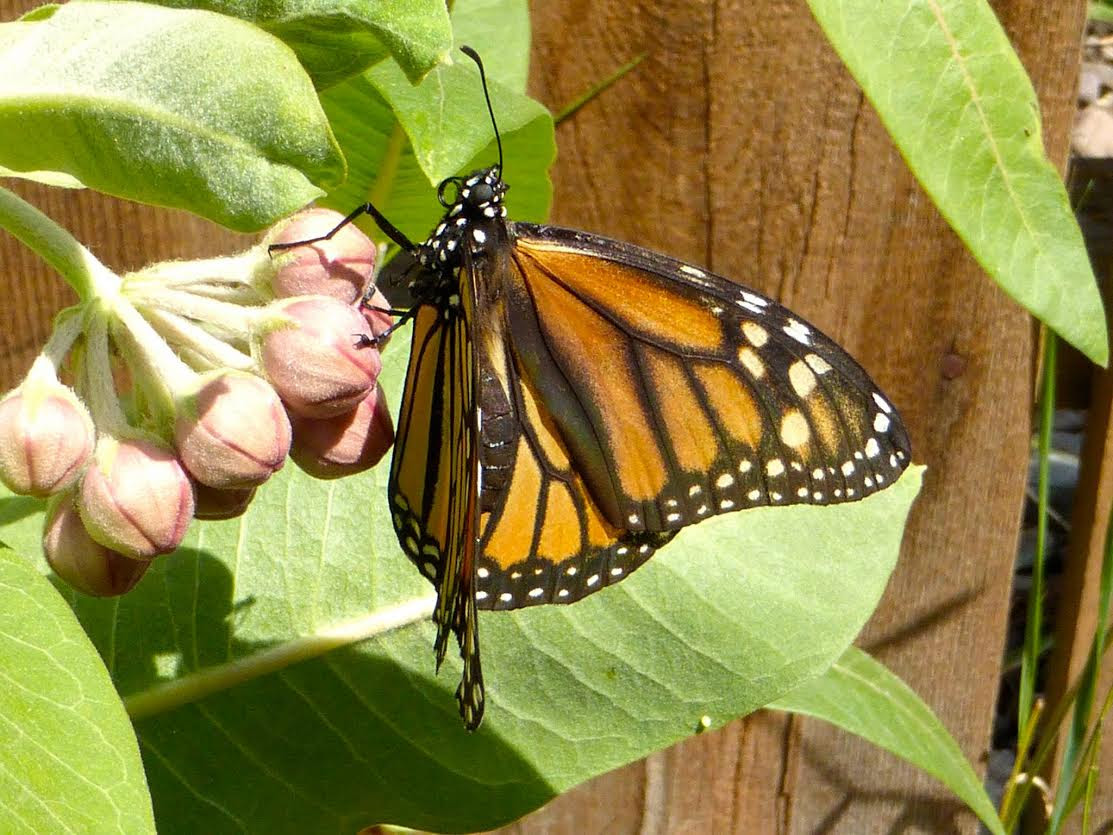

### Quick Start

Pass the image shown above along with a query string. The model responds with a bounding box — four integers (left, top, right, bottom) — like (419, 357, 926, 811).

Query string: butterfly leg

(268, 202, 416, 254)
(355, 306, 419, 349)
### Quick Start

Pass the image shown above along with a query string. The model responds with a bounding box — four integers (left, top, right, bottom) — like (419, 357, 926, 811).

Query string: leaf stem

(124, 595, 436, 720)
(0, 185, 119, 301)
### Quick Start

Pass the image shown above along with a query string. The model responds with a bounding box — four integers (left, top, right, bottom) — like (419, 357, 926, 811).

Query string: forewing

(502, 222, 911, 535)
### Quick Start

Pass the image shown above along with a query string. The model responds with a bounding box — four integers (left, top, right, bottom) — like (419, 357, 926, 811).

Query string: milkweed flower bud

(360, 288, 395, 350)
(79, 436, 195, 559)
(0, 382, 94, 496)
(193, 483, 256, 520)
(259, 297, 382, 419)
(174, 370, 291, 489)
(43, 494, 149, 597)
(289, 384, 394, 478)
(269, 209, 377, 304)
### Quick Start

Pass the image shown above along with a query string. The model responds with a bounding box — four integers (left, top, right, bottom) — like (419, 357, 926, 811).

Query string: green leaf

(143, 0, 453, 89)
(0, 547, 154, 834)
(1092, 3, 1113, 24)
(449, 0, 531, 92)
(0, 1, 343, 232)
(315, 0, 552, 244)
(806, 0, 1109, 366)
(368, 58, 551, 189)
(773, 646, 1005, 835)
(0, 166, 83, 189)
(0, 338, 922, 831)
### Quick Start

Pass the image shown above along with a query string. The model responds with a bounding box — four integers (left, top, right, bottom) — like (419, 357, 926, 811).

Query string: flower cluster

(0, 209, 394, 597)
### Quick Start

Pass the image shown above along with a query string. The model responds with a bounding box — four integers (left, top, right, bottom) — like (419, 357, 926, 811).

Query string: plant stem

(1049, 490, 1113, 828)
(554, 53, 647, 125)
(365, 122, 407, 231)
(130, 288, 261, 339)
(1019, 332, 1056, 728)
(139, 306, 255, 372)
(124, 595, 436, 720)
(82, 309, 129, 436)
(0, 185, 119, 302)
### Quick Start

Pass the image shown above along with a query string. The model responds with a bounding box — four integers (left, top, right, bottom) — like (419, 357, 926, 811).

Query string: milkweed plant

(0, 0, 1105, 833)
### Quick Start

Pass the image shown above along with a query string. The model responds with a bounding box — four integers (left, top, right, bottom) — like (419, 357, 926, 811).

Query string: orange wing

(469, 223, 910, 609)
(389, 303, 484, 728)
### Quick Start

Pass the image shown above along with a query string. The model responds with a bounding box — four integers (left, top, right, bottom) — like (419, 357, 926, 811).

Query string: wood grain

(0, 0, 1093, 830)
(1046, 157, 1113, 834)
(510, 0, 1085, 831)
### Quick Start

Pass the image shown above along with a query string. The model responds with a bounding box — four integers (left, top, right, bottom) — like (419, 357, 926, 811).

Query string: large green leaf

(0, 2, 343, 231)
(314, 0, 551, 249)
(806, 0, 1108, 366)
(142, 0, 453, 89)
(774, 646, 1006, 835)
(0, 330, 922, 831)
(0, 547, 154, 834)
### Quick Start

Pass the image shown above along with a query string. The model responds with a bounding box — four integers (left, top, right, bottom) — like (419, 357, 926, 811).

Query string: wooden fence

(0, 0, 1106, 831)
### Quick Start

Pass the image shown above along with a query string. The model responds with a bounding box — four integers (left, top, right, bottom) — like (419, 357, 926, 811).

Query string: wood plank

(1045, 159, 1113, 833)
(510, 0, 1083, 830)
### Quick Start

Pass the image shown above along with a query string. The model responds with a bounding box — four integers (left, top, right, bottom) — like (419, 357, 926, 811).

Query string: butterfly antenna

(460, 45, 504, 174)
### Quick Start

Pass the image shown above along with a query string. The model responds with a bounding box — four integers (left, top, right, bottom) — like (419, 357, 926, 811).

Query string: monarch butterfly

(277, 47, 911, 730)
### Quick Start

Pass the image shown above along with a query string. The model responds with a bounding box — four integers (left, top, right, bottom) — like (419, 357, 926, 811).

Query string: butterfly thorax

(411, 166, 509, 311)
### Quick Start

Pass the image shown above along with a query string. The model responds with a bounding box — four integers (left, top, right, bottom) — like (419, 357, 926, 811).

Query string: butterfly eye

(437, 178, 462, 207)
(469, 182, 495, 204)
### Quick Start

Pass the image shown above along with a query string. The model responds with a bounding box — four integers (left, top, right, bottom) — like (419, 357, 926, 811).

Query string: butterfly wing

(470, 222, 910, 609)
(389, 302, 485, 728)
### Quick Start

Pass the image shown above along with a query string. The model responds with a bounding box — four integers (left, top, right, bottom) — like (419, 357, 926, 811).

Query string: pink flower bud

(79, 436, 195, 559)
(193, 483, 256, 520)
(0, 383, 94, 496)
(270, 209, 377, 304)
(289, 384, 394, 478)
(360, 288, 394, 350)
(43, 495, 149, 597)
(260, 297, 382, 419)
(174, 371, 291, 489)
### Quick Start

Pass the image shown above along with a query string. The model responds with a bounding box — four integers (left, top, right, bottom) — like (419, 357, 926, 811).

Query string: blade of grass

(1049, 482, 1113, 828)
(1020, 332, 1056, 723)
(554, 54, 646, 125)
(1003, 624, 1113, 828)
(1054, 681, 1113, 831)
(998, 698, 1045, 824)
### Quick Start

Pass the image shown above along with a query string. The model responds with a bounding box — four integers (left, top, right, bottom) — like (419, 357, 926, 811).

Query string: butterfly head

(419, 166, 509, 274)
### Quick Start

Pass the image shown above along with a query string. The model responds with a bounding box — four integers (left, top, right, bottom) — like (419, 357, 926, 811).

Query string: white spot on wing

(742, 322, 769, 347)
(783, 318, 812, 344)
(789, 361, 817, 398)
(805, 353, 832, 375)
(780, 411, 810, 447)
(741, 291, 768, 308)
(738, 347, 765, 378)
